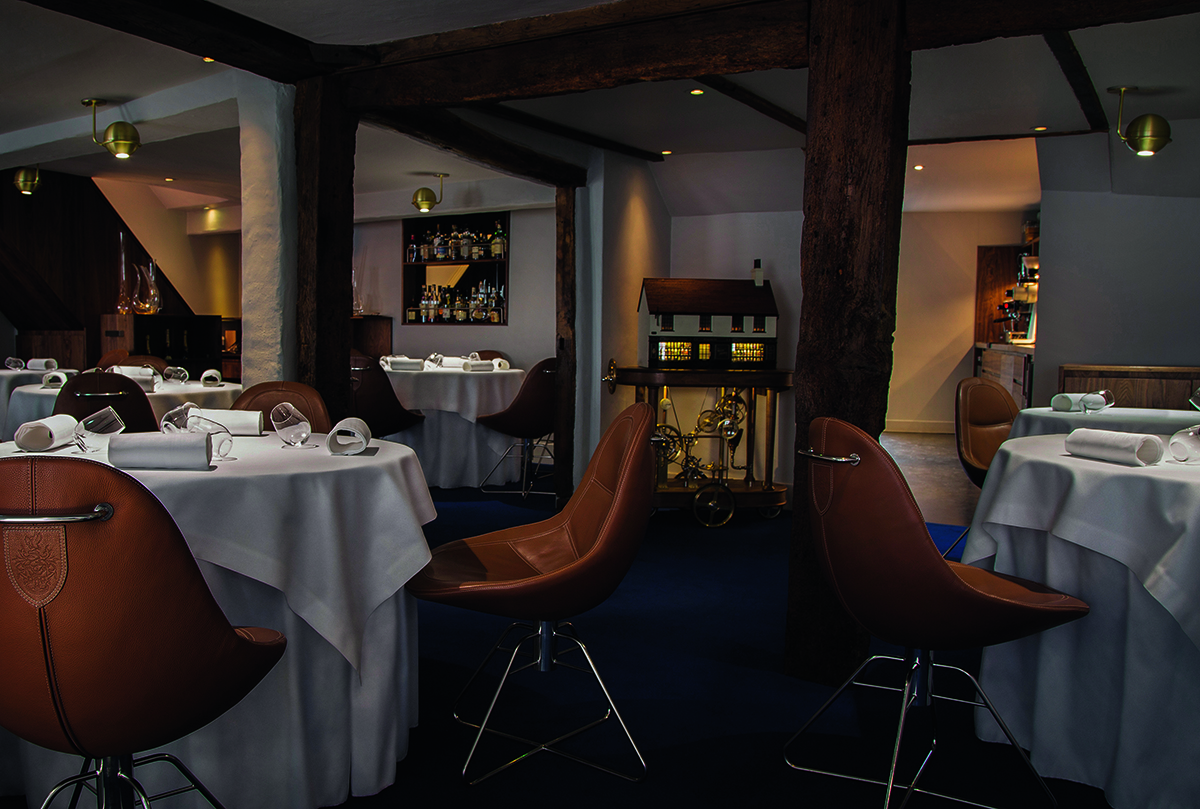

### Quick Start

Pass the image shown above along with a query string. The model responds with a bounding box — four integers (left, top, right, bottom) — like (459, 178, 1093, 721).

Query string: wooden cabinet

(402, 211, 509, 326)
(100, 313, 223, 378)
(978, 345, 1033, 408)
(974, 245, 1023, 344)
(352, 315, 393, 358)
(1059, 365, 1200, 409)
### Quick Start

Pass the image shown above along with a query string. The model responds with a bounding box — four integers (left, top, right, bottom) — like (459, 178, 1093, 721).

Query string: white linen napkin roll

(14, 414, 78, 452)
(463, 359, 494, 372)
(42, 371, 68, 388)
(493, 358, 510, 370)
(201, 368, 223, 387)
(26, 358, 58, 371)
(111, 366, 158, 392)
(192, 408, 263, 435)
(1051, 393, 1086, 412)
(441, 356, 466, 369)
(326, 417, 372, 455)
(383, 356, 424, 371)
(107, 432, 212, 470)
(1065, 427, 1164, 466)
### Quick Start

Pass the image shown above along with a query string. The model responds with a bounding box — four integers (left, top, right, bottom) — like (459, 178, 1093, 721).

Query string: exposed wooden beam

(469, 104, 664, 163)
(696, 74, 807, 135)
(18, 0, 375, 83)
(361, 108, 588, 189)
(1043, 31, 1109, 132)
(909, 128, 1102, 146)
(341, 1, 809, 108)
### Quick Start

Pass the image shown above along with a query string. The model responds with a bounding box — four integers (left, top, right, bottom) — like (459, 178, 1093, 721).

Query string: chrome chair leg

(39, 751, 228, 809)
(785, 650, 1057, 809)
(453, 620, 646, 784)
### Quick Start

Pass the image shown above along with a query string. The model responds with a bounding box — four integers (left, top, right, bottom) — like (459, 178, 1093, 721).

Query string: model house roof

(639, 278, 779, 317)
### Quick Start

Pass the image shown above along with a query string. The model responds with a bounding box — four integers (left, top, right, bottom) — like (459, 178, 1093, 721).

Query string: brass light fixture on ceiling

(1111, 86, 1172, 156)
(81, 98, 141, 159)
(412, 173, 448, 212)
(13, 166, 39, 195)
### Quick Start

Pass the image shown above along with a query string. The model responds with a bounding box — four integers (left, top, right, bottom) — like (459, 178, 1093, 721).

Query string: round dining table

(0, 433, 436, 809)
(1009, 405, 1200, 439)
(383, 365, 526, 488)
(0, 368, 78, 439)
(2, 379, 243, 441)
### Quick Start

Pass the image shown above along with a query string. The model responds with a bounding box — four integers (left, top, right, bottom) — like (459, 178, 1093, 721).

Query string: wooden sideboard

(1058, 365, 1200, 410)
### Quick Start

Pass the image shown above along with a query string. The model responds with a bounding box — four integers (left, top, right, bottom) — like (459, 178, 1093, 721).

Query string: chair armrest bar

(0, 503, 114, 523)
(797, 448, 860, 466)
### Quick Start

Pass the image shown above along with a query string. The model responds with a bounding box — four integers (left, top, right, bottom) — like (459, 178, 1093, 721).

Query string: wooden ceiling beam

(468, 104, 665, 163)
(1043, 31, 1109, 132)
(361, 107, 588, 189)
(696, 75, 807, 135)
(18, 0, 376, 83)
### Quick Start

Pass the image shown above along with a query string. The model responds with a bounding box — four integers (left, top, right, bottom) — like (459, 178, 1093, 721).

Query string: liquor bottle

(490, 222, 506, 259)
(419, 232, 432, 262)
(407, 235, 418, 263)
(459, 229, 473, 260)
(433, 227, 446, 261)
(448, 225, 460, 261)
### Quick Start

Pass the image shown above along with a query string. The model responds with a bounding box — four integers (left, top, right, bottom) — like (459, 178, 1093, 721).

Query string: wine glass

(1080, 389, 1115, 414)
(4, 357, 24, 370)
(1189, 386, 1200, 412)
(163, 366, 189, 383)
(270, 402, 317, 449)
(160, 402, 199, 433)
(186, 415, 234, 460)
(1169, 425, 1200, 463)
(73, 407, 126, 453)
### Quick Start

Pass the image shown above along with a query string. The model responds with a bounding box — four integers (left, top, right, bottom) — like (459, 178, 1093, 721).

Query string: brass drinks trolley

(605, 363, 793, 526)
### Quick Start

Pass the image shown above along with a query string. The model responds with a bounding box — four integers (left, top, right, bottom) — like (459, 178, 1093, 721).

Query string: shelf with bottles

(402, 211, 509, 326)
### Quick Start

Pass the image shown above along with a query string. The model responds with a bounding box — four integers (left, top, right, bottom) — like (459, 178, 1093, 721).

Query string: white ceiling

(1, 1, 1197, 217)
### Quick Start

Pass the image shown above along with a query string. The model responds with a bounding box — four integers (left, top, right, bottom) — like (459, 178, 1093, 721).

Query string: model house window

(730, 315, 744, 333)
(752, 315, 766, 333)
(698, 343, 711, 360)
(660, 314, 674, 332)
(698, 314, 712, 332)
(732, 342, 766, 363)
(657, 341, 691, 362)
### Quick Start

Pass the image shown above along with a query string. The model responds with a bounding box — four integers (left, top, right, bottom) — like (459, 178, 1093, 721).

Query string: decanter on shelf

(114, 231, 132, 314)
(133, 259, 161, 315)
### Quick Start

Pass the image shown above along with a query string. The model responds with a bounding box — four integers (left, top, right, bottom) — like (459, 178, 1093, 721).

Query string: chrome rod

(0, 503, 113, 524)
(797, 448, 860, 466)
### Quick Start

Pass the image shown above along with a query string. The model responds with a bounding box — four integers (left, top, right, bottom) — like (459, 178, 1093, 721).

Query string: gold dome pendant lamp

(412, 173, 448, 212)
(1111, 86, 1172, 156)
(81, 98, 141, 159)
(13, 166, 39, 195)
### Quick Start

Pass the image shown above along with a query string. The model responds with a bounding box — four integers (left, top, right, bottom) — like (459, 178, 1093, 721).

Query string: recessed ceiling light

(1031, 125, 1048, 131)
(690, 89, 704, 95)
(661, 150, 673, 155)
(164, 177, 174, 182)
(202, 57, 216, 63)
(913, 165, 924, 171)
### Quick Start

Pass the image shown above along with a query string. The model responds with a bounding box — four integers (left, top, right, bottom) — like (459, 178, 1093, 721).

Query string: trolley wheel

(654, 423, 683, 463)
(693, 483, 736, 527)
(758, 506, 782, 519)
(696, 409, 720, 433)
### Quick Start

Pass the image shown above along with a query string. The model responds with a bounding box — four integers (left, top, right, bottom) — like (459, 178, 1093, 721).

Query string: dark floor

(880, 431, 982, 527)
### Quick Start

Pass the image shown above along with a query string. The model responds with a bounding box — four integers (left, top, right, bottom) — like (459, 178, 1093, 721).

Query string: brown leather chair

(955, 376, 1021, 487)
(96, 348, 129, 369)
(0, 455, 286, 809)
(51, 371, 159, 433)
(123, 355, 170, 373)
(474, 350, 506, 362)
(232, 381, 333, 434)
(349, 355, 424, 436)
(787, 417, 1089, 808)
(408, 401, 656, 783)
(477, 357, 557, 495)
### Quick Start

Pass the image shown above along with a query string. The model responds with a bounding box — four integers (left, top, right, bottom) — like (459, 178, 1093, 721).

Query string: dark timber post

(785, 0, 911, 684)
(294, 75, 357, 421)
(555, 186, 578, 507)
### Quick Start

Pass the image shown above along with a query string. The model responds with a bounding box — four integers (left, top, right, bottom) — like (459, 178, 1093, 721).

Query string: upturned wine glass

(73, 406, 126, 453)
(1080, 389, 1115, 414)
(270, 402, 317, 449)
(4, 357, 24, 370)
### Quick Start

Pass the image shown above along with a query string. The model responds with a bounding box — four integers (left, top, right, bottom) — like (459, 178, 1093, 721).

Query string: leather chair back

(475, 350, 506, 362)
(409, 401, 656, 620)
(476, 357, 556, 440)
(51, 372, 159, 433)
(0, 456, 285, 758)
(349, 355, 424, 436)
(232, 381, 333, 434)
(95, 349, 129, 369)
(955, 377, 1020, 487)
(807, 417, 1087, 650)
(124, 355, 170, 373)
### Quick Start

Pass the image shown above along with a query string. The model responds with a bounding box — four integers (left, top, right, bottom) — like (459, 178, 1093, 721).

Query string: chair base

(451, 620, 646, 784)
(42, 752, 227, 809)
(784, 650, 1057, 809)
(480, 436, 555, 498)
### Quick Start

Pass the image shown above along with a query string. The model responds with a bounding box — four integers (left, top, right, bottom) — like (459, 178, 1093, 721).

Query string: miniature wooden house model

(637, 277, 779, 369)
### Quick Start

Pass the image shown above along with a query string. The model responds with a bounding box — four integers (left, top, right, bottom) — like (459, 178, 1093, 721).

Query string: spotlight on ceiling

(82, 98, 141, 159)
(1110, 86, 1172, 156)
(13, 166, 40, 195)
(412, 173, 447, 213)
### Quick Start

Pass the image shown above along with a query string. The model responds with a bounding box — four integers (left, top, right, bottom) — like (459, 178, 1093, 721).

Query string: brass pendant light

(1111, 86, 1172, 156)
(82, 98, 142, 159)
(412, 173, 448, 212)
(13, 166, 40, 195)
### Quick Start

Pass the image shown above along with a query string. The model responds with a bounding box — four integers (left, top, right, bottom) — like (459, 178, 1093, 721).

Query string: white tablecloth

(962, 434, 1200, 809)
(0, 369, 77, 439)
(384, 367, 526, 488)
(1010, 406, 1200, 440)
(2, 380, 243, 441)
(0, 434, 437, 809)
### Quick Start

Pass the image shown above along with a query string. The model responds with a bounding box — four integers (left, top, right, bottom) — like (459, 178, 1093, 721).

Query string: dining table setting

(0, 357, 78, 440)
(961, 392, 1200, 809)
(0, 400, 438, 809)
(378, 352, 526, 488)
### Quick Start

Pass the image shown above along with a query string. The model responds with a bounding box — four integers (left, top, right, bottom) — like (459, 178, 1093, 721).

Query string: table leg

(764, 389, 778, 490)
(744, 387, 757, 485)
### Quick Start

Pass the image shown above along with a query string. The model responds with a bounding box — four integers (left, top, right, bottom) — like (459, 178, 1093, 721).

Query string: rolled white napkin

(107, 432, 212, 470)
(326, 417, 372, 456)
(26, 359, 57, 371)
(110, 366, 159, 392)
(14, 414, 78, 452)
(493, 358, 510, 370)
(41, 371, 68, 388)
(1065, 427, 1164, 467)
(191, 408, 263, 435)
(201, 368, 223, 387)
(382, 356, 424, 371)
(463, 359, 494, 372)
(1051, 393, 1086, 412)
(442, 356, 466, 369)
